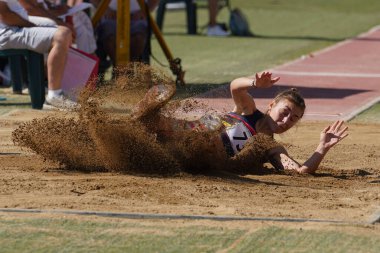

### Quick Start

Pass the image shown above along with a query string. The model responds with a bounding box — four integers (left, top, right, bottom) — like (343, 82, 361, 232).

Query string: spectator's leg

(104, 34, 116, 66)
(47, 26, 72, 90)
(130, 33, 147, 62)
(208, 0, 218, 26)
(130, 19, 148, 62)
(207, 0, 229, 36)
(96, 20, 117, 67)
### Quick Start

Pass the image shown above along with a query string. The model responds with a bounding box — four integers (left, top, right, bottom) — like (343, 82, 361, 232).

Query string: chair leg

(156, 0, 167, 31)
(185, 0, 197, 34)
(26, 51, 45, 109)
(155, 0, 197, 34)
(9, 55, 24, 94)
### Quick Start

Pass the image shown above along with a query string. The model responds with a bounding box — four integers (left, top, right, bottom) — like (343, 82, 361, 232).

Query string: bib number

(225, 122, 252, 154)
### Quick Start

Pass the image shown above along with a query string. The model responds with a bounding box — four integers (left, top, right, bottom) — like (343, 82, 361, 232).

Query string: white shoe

(166, 3, 185, 10)
(44, 93, 79, 111)
(207, 25, 230, 37)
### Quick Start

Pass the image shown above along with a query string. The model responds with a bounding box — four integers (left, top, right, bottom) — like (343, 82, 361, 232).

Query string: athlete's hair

(273, 88, 306, 116)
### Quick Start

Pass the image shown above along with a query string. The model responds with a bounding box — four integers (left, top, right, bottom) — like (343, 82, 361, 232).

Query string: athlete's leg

(131, 83, 176, 120)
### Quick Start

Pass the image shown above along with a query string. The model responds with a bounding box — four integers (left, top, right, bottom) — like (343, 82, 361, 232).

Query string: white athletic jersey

(0, 0, 28, 28)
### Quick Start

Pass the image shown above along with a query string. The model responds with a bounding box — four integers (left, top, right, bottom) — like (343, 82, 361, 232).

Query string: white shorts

(29, 13, 97, 54)
(0, 25, 56, 54)
(28, 16, 57, 27)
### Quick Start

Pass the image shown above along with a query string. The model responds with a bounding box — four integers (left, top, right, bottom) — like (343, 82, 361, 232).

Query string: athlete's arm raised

(230, 72, 280, 115)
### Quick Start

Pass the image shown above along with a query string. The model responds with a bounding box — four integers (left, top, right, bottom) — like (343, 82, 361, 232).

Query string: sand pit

(1, 117, 379, 223)
(0, 65, 379, 225)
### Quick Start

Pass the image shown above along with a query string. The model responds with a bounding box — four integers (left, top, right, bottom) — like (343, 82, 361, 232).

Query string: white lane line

(271, 70, 380, 78)
(368, 207, 380, 224)
(305, 113, 341, 116)
(0, 208, 356, 224)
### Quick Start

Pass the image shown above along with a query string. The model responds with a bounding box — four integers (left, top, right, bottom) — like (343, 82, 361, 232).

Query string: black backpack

(229, 8, 254, 37)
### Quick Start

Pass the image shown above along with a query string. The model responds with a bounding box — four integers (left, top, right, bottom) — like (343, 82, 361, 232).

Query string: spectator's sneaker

(166, 2, 185, 9)
(44, 93, 79, 111)
(131, 84, 175, 120)
(207, 25, 230, 37)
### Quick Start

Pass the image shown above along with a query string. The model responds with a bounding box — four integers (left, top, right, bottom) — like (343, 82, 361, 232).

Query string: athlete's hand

(317, 120, 348, 154)
(254, 72, 280, 89)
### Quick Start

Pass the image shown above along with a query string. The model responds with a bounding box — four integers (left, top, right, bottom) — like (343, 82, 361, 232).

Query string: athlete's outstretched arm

(230, 72, 280, 115)
(268, 121, 348, 174)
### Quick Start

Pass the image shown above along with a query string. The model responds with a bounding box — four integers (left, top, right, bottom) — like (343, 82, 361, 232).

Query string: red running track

(194, 26, 380, 121)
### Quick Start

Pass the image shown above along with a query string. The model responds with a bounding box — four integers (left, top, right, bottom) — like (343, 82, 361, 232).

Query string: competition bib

(224, 121, 253, 154)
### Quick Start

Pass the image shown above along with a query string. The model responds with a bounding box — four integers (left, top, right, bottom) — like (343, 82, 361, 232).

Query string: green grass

(0, 216, 379, 253)
(351, 103, 380, 123)
(0, 217, 245, 253)
(234, 226, 380, 253)
(152, 0, 380, 90)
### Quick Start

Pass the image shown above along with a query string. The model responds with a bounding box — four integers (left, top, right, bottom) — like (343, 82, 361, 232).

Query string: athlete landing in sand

(131, 71, 348, 174)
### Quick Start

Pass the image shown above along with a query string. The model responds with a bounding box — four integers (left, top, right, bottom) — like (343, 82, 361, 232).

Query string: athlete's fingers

(331, 120, 340, 131)
(322, 125, 331, 133)
(337, 126, 348, 136)
(339, 133, 349, 141)
(331, 120, 338, 131)
(335, 120, 344, 131)
(271, 77, 280, 83)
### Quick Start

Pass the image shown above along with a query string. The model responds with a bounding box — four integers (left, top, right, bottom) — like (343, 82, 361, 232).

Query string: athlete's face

(268, 99, 304, 134)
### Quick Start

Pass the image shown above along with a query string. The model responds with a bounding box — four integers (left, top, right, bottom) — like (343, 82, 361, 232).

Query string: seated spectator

(0, 0, 77, 110)
(19, 0, 97, 54)
(93, 0, 158, 74)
